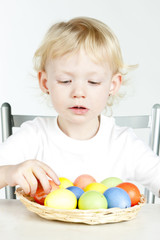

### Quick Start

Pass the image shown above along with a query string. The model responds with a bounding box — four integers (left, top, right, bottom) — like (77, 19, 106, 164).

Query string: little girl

(0, 17, 160, 198)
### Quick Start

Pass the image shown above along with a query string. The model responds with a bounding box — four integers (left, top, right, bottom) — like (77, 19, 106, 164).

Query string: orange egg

(74, 174, 96, 189)
(117, 182, 141, 206)
(34, 180, 59, 205)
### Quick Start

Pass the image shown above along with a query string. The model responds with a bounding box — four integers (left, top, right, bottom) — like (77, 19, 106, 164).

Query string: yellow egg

(84, 182, 108, 193)
(59, 177, 74, 189)
(44, 189, 77, 209)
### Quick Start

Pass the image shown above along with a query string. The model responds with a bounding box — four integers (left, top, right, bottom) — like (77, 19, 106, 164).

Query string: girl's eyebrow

(55, 70, 105, 77)
(55, 73, 73, 79)
(58, 71, 73, 76)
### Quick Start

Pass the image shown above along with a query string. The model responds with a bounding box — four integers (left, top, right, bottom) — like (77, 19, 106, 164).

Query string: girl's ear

(109, 73, 122, 95)
(38, 71, 49, 94)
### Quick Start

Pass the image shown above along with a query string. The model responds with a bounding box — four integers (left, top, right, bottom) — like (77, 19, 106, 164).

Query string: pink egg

(74, 174, 96, 189)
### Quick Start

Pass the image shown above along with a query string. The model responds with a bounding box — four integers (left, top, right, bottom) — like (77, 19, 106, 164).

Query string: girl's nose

(71, 82, 86, 98)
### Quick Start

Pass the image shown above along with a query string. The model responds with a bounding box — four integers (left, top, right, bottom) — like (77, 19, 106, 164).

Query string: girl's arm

(0, 160, 60, 197)
(0, 165, 9, 189)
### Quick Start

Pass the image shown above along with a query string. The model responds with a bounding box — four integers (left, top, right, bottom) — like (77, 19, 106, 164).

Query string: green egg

(78, 191, 108, 210)
(101, 177, 123, 188)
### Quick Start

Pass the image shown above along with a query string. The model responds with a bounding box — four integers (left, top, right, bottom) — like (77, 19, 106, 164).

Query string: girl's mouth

(69, 106, 89, 114)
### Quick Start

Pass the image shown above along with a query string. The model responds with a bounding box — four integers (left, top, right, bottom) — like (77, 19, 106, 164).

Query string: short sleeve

(0, 119, 40, 165)
(122, 128, 160, 197)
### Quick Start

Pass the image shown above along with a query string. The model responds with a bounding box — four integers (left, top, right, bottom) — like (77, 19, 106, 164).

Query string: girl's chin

(58, 114, 100, 126)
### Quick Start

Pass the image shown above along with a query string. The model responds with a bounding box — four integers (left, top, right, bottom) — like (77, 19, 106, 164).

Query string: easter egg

(78, 191, 108, 210)
(34, 180, 59, 205)
(67, 186, 84, 200)
(59, 177, 74, 189)
(101, 177, 123, 188)
(44, 189, 77, 209)
(117, 182, 141, 206)
(103, 187, 131, 209)
(74, 174, 96, 189)
(84, 182, 107, 193)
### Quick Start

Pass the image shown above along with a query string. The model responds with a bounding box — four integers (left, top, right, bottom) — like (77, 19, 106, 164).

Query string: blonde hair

(33, 17, 136, 107)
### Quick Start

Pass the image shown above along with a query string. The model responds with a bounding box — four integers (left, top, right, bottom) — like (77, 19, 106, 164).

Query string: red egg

(74, 174, 96, 190)
(117, 182, 141, 206)
(34, 180, 59, 205)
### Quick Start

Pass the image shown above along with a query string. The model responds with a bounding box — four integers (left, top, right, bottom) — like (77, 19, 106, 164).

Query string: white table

(0, 199, 159, 240)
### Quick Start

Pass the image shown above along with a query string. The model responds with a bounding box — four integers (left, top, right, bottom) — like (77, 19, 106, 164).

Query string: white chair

(1, 102, 160, 202)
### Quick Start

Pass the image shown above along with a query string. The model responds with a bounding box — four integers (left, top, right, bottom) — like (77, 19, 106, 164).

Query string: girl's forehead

(47, 49, 112, 74)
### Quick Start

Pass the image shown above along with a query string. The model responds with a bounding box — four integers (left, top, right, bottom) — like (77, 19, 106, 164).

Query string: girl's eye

(58, 80, 72, 84)
(88, 81, 101, 85)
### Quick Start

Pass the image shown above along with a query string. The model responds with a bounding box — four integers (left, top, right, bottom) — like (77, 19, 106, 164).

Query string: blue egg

(103, 187, 131, 209)
(67, 186, 84, 200)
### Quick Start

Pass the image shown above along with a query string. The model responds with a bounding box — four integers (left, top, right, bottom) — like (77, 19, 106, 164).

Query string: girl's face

(39, 49, 121, 127)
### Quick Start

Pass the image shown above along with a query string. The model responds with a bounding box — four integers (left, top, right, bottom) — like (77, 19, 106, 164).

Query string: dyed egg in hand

(34, 180, 59, 205)
(67, 186, 84, 200)
(103, 187, 131, 209)
(78, 191, 108, 210)
(101, 177, 123, 188)
(59, 177, 74, 189)
(44, 189, 77, 210)
(84, 182, 107, 193)
(74, 174, 96, 189)
(117, 182, 141, 206)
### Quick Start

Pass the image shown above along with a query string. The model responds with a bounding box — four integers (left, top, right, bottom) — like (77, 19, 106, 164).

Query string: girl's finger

(37, 161, 60, 185)
(16, 175, 31, 195)
(31, 165, 51, 193)
(23, 170, 38, 196)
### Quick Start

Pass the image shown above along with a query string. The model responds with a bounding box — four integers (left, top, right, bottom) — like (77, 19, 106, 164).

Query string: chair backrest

(1, 102, 160, 202)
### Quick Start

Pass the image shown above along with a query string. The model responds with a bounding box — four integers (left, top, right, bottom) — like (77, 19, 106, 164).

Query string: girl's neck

(57, 116, 100, 140)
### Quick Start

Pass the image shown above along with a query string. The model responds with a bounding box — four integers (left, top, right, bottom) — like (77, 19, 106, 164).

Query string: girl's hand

(4, 160, 60, 197)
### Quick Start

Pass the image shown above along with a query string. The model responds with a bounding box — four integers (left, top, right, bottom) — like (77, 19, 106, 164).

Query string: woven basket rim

(15, 187, 146, 225)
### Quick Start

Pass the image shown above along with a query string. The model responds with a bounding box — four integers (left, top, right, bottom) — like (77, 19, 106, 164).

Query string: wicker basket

(15, 187, 145, 225)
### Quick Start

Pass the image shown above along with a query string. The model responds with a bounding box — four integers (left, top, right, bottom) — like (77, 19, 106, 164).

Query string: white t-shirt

(0, 114, 160, 196)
